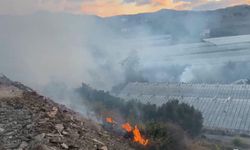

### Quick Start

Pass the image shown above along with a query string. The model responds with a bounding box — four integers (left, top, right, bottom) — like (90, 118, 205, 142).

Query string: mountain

(105, 5, 250, 41)
(0, 75, 133, 150)
(1, 5, 250, 43)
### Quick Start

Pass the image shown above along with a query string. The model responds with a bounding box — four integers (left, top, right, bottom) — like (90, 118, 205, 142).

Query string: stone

(100, 146, 108, 150)
(69, 131, 80, 139)
(62, 131, 69, 135)
(26, 124, 33, 129)
(46, 133, 60, 137)
(47, 107, 58, 118)
(33, 144, 54, 150)
(18, 141, 28, 149)
(0, 127, 5, 133)
(49, 137, 62, 144)
(34, 133, 45, 141)
(61, 143, 69, 149)
(92, 138, 105, 145)
(55, 124, 64, 132)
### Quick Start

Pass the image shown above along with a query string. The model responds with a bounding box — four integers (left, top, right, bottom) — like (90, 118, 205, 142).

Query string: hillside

(105, 5, 250, 40)
(1, 5, 250, 43)
(0, 75, 133, 150)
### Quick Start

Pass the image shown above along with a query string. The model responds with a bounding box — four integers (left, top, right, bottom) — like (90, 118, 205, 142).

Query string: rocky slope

(0, 75, 134, 150)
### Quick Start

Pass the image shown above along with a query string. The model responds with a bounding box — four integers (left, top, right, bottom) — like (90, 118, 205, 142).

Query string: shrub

(232, 138, 244, 147)
(145, 122, 188, 150)
(76, 83, 203, 136)
(157, 100, 203, 136)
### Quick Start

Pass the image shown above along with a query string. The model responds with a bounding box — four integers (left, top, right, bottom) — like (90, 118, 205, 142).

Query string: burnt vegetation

(76, 83, 203, 149)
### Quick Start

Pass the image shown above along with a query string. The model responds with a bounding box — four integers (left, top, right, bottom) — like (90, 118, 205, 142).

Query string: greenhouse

(118, 82, 250, 135)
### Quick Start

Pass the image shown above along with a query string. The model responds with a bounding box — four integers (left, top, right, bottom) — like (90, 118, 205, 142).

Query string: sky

(0, 0, 250, 17)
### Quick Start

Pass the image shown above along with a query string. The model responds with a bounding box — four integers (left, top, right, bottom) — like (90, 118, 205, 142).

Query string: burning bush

(104, 117, 149, 146)
(76, 83, 203, 148)
(77, 83, 203, 135)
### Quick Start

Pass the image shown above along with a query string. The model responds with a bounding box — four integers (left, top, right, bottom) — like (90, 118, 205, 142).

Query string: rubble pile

(0, 76, 133, 150)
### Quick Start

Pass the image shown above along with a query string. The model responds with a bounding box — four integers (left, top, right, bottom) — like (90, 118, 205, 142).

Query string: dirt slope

(0, 75, 134, 150)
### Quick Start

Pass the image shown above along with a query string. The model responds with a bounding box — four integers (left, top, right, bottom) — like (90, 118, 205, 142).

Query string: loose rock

(47, 107, 58, 118)
(55, 124, 64, 132)
(100, 145, 108, 150)
(0, 76, 134, 150)
(0, 127, 5, 132)
(61, 143, 69, 149)
(18, 141, 28, 149)
(34, 133, 45, 141)
(49, 137, 62, 144)
(92, 138, 105, 145)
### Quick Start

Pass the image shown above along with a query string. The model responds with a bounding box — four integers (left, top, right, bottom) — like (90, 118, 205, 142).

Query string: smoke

(0, 9, 250, 118)
(0, 12, 123, 90)
(0, 8, 250, 96)
(180, 61, 250, 83)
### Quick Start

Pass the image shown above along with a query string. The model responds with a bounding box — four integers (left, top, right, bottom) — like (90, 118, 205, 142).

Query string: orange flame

(122, 123, 133, 132)
(133, 125, 149, 146)
(106, 117, 114, 124)
(105, 117, 149, 146)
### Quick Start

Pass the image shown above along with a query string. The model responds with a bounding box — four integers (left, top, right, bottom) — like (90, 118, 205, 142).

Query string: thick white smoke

(0, 9, 250, 94)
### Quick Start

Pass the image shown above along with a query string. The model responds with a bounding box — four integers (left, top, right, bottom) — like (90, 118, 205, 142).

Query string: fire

(106, 117, 114, 124)
(133, 125, 149, 146)
(122, 123, 133, 132)
(105, 117, 149, 146)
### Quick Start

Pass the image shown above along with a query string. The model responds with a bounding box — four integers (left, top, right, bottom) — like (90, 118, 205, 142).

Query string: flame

(133, 125, 149, 146)
(106, 117, 114, 124)
(122, 123, 133, 132)
(105, 117, 149, 146)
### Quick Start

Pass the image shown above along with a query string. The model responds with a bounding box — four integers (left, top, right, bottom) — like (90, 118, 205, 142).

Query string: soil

(0, 75, 134, 150)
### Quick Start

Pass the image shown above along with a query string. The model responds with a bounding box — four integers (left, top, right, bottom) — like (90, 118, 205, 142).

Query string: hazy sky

(0, 0, 250, 17)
